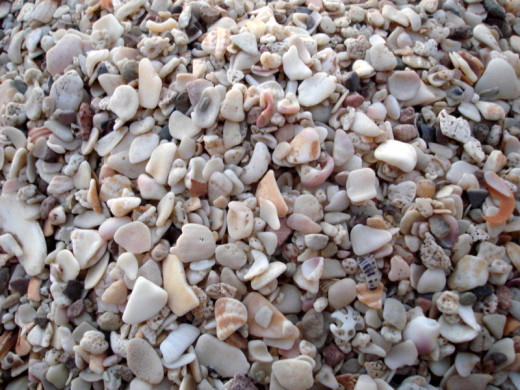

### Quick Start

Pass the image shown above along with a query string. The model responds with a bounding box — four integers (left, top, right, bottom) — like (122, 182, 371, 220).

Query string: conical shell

(215, 297, 247, 340)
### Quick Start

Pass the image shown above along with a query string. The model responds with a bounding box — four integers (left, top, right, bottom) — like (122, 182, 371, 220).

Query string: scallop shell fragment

(215, 297, 248, 340)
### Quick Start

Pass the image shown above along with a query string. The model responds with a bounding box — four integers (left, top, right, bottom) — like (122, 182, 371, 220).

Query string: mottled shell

(201, 28, 230, 60)
(206, 282, 238, 300)
(357, 254, 380, 290)
(215, 297, 247, 341)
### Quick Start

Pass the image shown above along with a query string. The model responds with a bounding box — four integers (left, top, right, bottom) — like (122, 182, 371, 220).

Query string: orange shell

(483, 171, 515, 225)
(356, 282, 384, 310)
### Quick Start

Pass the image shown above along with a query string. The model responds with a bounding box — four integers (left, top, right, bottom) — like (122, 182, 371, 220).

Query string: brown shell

(214, 297, 247, 341)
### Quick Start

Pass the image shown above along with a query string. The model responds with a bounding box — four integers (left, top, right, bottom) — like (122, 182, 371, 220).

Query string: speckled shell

(201, 28, 230, 60)
(214, 297, 247, 341)
(357, 254, 380, 290)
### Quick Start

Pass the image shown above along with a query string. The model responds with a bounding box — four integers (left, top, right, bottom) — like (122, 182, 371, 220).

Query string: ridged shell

(28, 127, 52, 144)
(201, 28, 230, 60)
(214, 297, 247, 341)
(357, 255, 380, 290)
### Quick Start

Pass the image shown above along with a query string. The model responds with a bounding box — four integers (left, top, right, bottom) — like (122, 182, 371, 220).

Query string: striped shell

(201, 28, 230, 60)
(214, 297, 247, 341)
(27, 127, 51, 144)
(357, 254, 380, 290)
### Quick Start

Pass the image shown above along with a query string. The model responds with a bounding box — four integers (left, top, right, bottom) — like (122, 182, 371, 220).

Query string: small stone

(323, 343, 345, 367)
(109, 85, 139, 123)
(127, 338, 164, 384)
(367, 43, 397, 71)
(272, 358, 314, 390)
(283, 46, 312, 81)
(297, 73, 336, 106)
(122, 60, 138, 82)
(80, 330, 109, 355)
(351, 111, 381, 137)
(50, 70, 84, 112)
(344, 72, 360, 92)
(122, 276, 168, 325)
(399, 107, 416, 124)
(393, 124, 418, 142)
(46, 34, 84, 77)
(467, 189, 489, 209)
(286, 127, 321, 165)
(388, 71, 421, 100)
(459, 292, 477, 306)
(9, 277, 28, 294)
(383, 298, 406, 330)
(195, 334, 250, 378)
(163, 254, 200, 316)
(160, 323, 200, 363)
(385, 340, 418, 370)
(475, 58, 520, 100)
(114, 221, 151, 254)
(351, 225, 392, 256)
(67, 299, 85, 318)
(374, 140, 417, 172)
(328, 278, 357, 309)
(138, 58, 162, 109)
(227, 201, 254, 240)
(388, 255, 410, 281)
(448, 255, 489, 291)
(346, 168, 377, 203)
(173, 223, 216, 262)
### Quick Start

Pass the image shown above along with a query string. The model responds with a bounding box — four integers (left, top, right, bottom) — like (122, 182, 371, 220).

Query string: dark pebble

(55, 110, 77, 126)
(0, 268, 10, 292)
(171, 4, 183, 13)
(122, 60, 138, 82)
(419, 123, 436, 144)
(344, 71, 360, 92)
(448, 26, 473, 40)
(467, 188, 489, 209)
(228, 374, 259, 390)
(468, 208, 485, 223)
(59, 354, 76, 370)
(9, 277, 29, 294)
(164, 224, 183, 245)
(274, 12, 286, 24)
(491, 352, 508, 365)
(35, 315, 49, 328)
(100, 118, 116, 133)
(470, 284, 493, 297)
(67, 299, 85, 319)
(459, 292, 477, 306)
(11, 79, 27, 94)
(175, 91, 191, 114)
(393, 124, 418, 142)
(108, 240, 120, 257)
(435, 124, 450, 145)
(40, 196, 59, 220)
(472, 123, 490, 143)
(323, 343, 345, 367)
(186, 19, 203, 41)
(394, 56, 405, 70)
(42, 147, 60, 163)
(64, 280, 83, 301)
(96, 62, 109, 76)
(483, 0, 506, 20)
(160, 124, 172, 141)
(79, 102, 93, 141)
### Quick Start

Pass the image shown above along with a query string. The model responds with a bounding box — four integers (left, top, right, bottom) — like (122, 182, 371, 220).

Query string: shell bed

(0, 0, 520, 389)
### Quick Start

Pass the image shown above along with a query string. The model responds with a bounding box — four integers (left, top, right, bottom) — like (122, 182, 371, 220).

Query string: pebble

(162, 254, 200, 316)
(327, 278, 357, 309)
(46, 34, 84, 77)
(368, 43, 397, 71)
(172, 223, 216, 262)
(127, 338, 164, 384)
(122, 276, 167, 325)
(346, 168, 377, 203)
(195, 334, 250, 378)
(272, 358, 314, 390)
(383, 298, 406, 330)
(351, 112, 381, 137)
(351, 225, 392, 256)
(49, 71, 84, 112)
(138, 58, 161, 109)
(286, 127, 321, 165)
(114, 221, 151, 254)
(374, 140, 417, 172)
(109, 85, 139, 123)
(297, 73, 336, 106)
(384, 340, 418, 369)
(448, 255, 489, 291)
(475, 58, 520, 100)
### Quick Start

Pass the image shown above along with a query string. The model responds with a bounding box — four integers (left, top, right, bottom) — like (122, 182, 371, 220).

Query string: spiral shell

(201, 28, 230, 60)
(357, 254, 380, 290)
(214, 297, 247, 341)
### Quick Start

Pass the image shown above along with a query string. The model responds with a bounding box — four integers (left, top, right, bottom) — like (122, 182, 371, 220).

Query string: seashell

(286, 127, 321, 165)
(283, 45, 312, 81)
(256, 91, 274, 128)
(301, 257, 325, 282)
(298, 153, 335, 187)
(206, 282, 238, 299)
(243, 292, 300, 340)
(384, 340, 418, 370)
(357, 255, 380, 290)
(201, 28, 231, 60)
(27, 127, 51, 144)
(215, 297, 248, 340)
(455, 352, 480, 377)
(483, 171, 515, 225)
(387, 71, 421, 101)
(438, 315, 479, 343)
(191, 86, 221, 129)
(403, 315, 440, 355)
(356, 282, 383, 310)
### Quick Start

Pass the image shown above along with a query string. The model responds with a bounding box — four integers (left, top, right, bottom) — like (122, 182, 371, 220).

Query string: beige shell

(243, 292, 300, 340)
(215, 297, 247, 340)
(201, 28, 230, 60)
(356, 282, 384, 310)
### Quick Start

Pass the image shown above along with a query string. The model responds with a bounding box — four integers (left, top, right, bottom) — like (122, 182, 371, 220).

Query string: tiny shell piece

(201, 28, 230, 60)
(163, 254, 200, 316)
(356, 282, 384, 309)
(215, 297, 248, 340)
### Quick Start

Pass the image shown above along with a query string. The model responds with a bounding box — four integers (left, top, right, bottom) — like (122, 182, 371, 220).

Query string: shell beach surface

(1, 0, 520, 389)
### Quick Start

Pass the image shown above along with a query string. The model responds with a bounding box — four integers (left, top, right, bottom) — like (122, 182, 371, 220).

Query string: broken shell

(215, 297, 248, 340)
